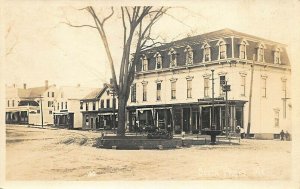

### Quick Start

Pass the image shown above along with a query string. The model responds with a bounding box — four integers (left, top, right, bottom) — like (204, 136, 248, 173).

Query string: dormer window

(217, 39, 227, 60)
(239, 40, 248, 59)
(257, 43, 265, 62)
(201, 42, 211, 62)
(184, 45, 193, 65)
(154, 52, 162, 69)
(141, 54, 148, 71)
(274, 47, 281, 64)
(168, 48, 177, 67)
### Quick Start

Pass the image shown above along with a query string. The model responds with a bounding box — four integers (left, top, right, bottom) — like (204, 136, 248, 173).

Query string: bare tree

(65, 6, 169, 136)
(5, 23, 19, 57)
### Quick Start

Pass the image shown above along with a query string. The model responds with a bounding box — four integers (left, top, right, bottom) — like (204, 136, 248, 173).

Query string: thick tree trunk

(116, 97, 127, 136)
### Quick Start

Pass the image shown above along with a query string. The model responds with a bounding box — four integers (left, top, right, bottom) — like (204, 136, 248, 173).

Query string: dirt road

(6, 125, 291, 180)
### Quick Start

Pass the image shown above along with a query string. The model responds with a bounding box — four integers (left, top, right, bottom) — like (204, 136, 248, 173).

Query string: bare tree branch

(62, 21, 97, 29)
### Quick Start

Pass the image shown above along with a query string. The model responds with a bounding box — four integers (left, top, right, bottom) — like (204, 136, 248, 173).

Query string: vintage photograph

(1, 0, 300, 188)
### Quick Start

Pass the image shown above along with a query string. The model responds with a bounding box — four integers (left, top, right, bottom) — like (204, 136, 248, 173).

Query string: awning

(98, 112, 117, 116)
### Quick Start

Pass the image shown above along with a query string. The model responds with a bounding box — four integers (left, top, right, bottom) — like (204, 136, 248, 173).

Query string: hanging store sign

(198, 97, 224, 102)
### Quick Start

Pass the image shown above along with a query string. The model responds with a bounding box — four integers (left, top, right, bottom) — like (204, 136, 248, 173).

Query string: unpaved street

(6, 125, 291, 180)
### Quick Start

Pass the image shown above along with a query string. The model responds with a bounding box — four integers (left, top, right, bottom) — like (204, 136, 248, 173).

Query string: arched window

(239, 40, 248, 59)
(257, 43, 265, 62)
(184, 45, 193, 65)
(168, 48, 177, 67)
(154, 52, 162, 69)
(217, 39, 227, 60)
(141, 54, 148, 71)
(201, 42, 211, 62)
(274, 47, 281, 64)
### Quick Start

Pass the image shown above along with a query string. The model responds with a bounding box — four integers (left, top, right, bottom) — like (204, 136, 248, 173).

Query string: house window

(171, 81, 176, 99)
(274, 48, 281, 64)
(168, 48, 177, 67)
(156, 83, 161, 101)
(142, 84, 147, 101)
(131, 84, 136, 102)
(257, 44, 265, 62)
(204, 78, 209, 97)
(65, 102, 68, 109)
(48, 92, 50, 97)
(154, 52, 162, 69)
(262, 76, 267, 98)
(61, 102, 64, 109)
(187, 80, 192, 98)
(80, 102, 83, 110)
(185, 45, 193, 65)
(241, 75, 246, 96)
(49, 111, 52, 114)
(106, 99, 110, 108)
(52, 92, 54, 97)
(202, 42, 211, 62)
(12, 100, 15, 107)
(7, 100, 9, 107)
(57, 103, 60, 110)
(101, 100, 104, 108)
(218, 40, 227, 59)
(219, 75, 226, 96)
(141, 54, 148, 71)
(93, 102, 96, 110)
(274, 109, 280, 127)
(48, 101, 51, 107)
(239, 41, 247, 59)
(86, 102, 89, 111)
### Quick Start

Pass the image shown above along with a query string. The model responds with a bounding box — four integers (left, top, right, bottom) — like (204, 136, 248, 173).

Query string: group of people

(280, 130, 290, 141)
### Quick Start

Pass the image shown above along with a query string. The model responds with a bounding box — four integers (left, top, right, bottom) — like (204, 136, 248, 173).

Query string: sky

(2, 0, 300, 89)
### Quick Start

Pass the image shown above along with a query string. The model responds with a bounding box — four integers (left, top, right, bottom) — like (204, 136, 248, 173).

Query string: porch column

(171, 108, 175, 135)
(181, 108, 183, 133)
(164, 109, 167, 130)
(189, 107, 192, 134)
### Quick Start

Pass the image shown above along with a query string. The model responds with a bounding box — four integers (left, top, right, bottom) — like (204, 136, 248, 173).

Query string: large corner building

(127, 28, 291, 139)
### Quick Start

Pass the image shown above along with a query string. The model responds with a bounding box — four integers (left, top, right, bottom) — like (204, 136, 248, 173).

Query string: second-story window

(154, 52, 162, 69)
(12, 100, 15, 107)
(7, 100, 9, 107)
(142, 83, 147, 102)
(219, 75, 226, 96)
(170, 79, 177, 100)
(52, 92, 54, 97)
(168, 48, 177, 67)
(80, 102, 83, 110)
(274, 48, 281, 64)
(131, 84, 136, 103)
(241, 75, 246, 96)
(261, 76, 267, 98)
(93, 102, 96, 110)
(47, 92, 50, 97)
(185, 45, 193, 65)
(187, 79, 192, 98)
(106, 99, 110, 108)
(204, 77, 210, 97)
(86, 102, 89, 111)
(61, 102, 64, 109)
(141, 54, 148, 71)
(65, 102, 68, 109)
(156, 82, 161, 101)
(101, 99, 104, 108)
(57, 102, 60, 110)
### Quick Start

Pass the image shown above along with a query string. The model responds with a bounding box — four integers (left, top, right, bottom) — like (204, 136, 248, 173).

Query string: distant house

(80, 83, 118, 130)
(53, 85, 96, 129)
(5, 80, 57, 125)
(127, 28, 291, 139)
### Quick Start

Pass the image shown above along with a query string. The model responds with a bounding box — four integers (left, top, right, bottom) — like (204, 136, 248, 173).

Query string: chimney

(23, 83, 27, 89)
(45, 80, 49, 89)
(77, 83, 81, 87)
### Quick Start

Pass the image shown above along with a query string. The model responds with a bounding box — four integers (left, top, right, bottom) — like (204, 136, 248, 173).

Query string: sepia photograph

(1, 0, 300, 188)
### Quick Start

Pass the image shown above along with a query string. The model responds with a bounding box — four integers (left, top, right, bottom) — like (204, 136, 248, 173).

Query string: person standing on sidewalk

(280, 130, 285, 141)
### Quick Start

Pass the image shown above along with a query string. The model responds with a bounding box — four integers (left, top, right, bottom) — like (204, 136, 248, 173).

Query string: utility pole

(211, 69, 215, 130)
(246, 54, 255, 138)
